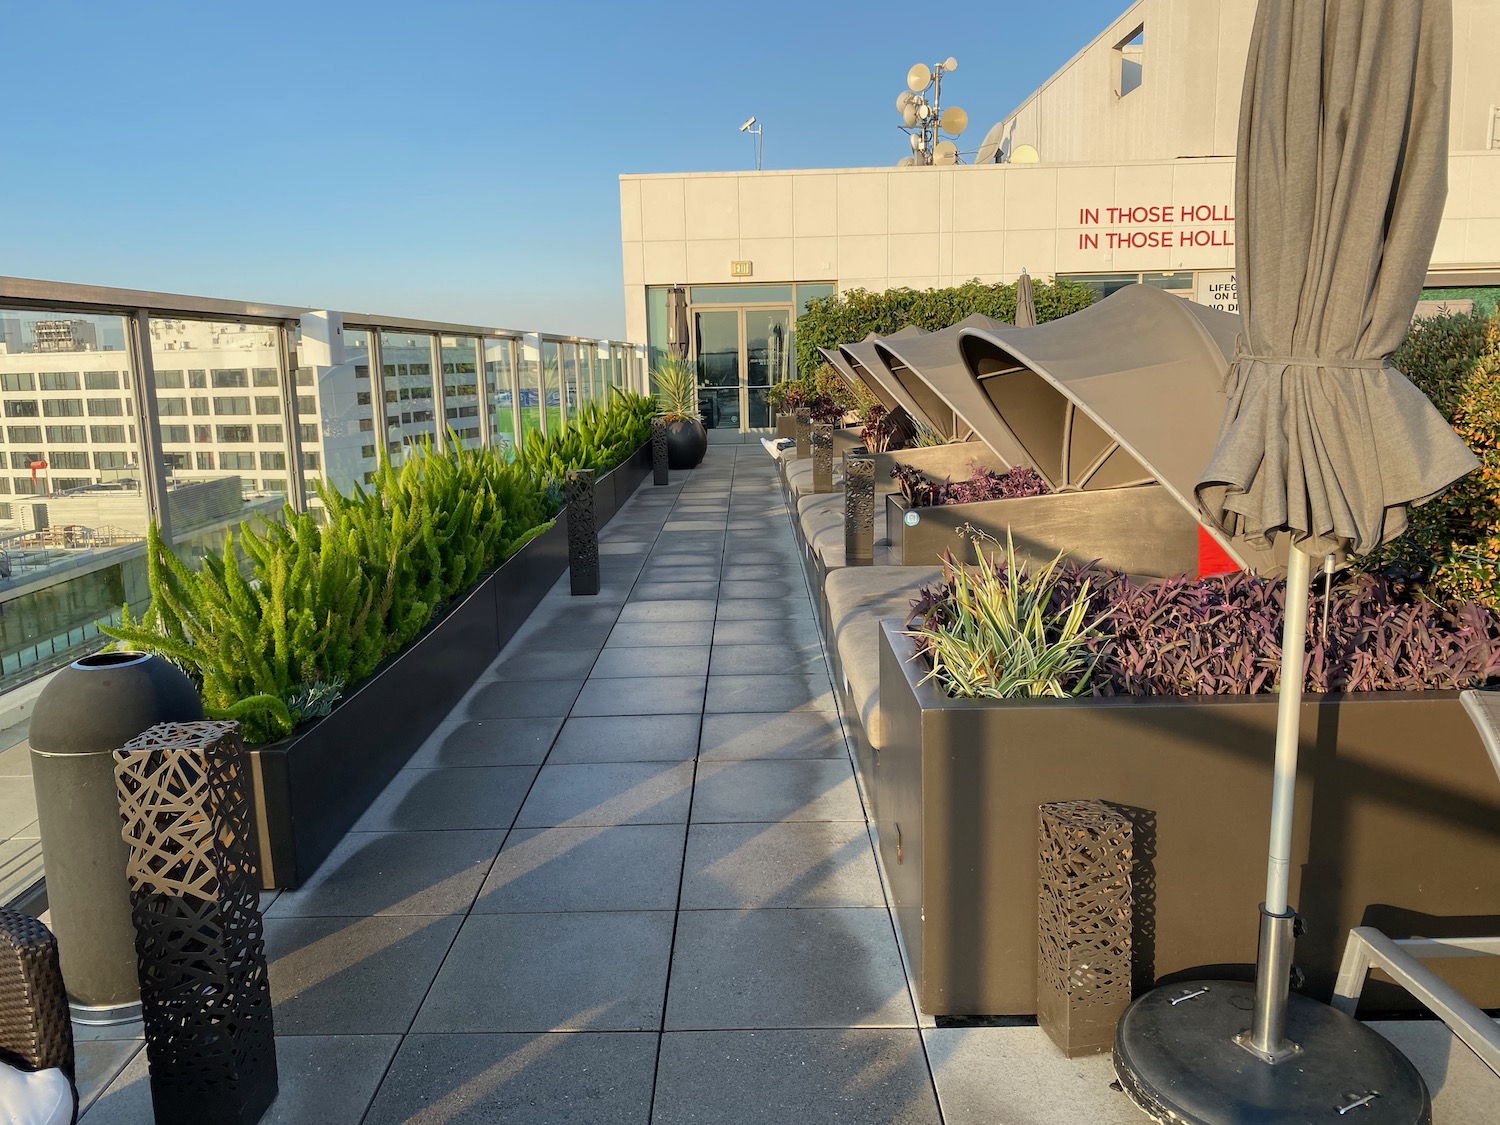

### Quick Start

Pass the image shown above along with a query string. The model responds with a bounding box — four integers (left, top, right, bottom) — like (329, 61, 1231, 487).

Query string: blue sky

(2, 0, 1130, 339)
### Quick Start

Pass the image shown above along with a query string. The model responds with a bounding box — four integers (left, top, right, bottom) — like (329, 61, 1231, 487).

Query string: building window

(219, 451, 255, 470)
(194, 425, 212, 443)
(86, 399, 123, 417)
(161, 425, 190, 444)
(158, 397, 187, 416)
(213, 396, 251, 416)
(254, 395, 281, 415)
(48, 452, 90, 470)
(42, 399, 84, 417)
(90, 425, 127, 443)
(296, 368, 313, 386)
(212, 369, 248, 388)
(52, 478, 91, 491)
(296, 395, 315, 415)
(6, 427, 41, 444)
(94, 451, 133, 470)
(4, 401, 38, 418)
(301, 451, 320, 470)
(38, 372, 81, 391)
(196, 452, 215, 470)
(10, 452, 42, 470)
(299, 423, 318, 444)
(257, 424, 283, 444)
(356, 391, 371, 406)
(361, 444, 376, 459)
(45, 426, 87, 443)
(189, 370, 207, 389)
(85, 371, 121, 390)
(1, 373, 35, 392)
(0, 483, 10, 496)
(260, 451, 286, 471)
(1115, 25, 1144, 97)
(217, 425, 253, 443)
(13, 478, 41, 495)
(253, 368, 278, 388)
(190, 397, 210, 416)
(262, 478, 286, 492)
(155, 369, 184, 389)
(164, 452, 190, 471)
(358, 418, 374, 432)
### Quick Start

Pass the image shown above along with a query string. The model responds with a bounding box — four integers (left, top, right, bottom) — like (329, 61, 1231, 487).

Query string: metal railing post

(276, 322, 307, 513)
(125, 310, 173, 544)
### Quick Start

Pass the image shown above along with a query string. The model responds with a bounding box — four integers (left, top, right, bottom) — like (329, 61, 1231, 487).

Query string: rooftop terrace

(57, 446, 1495, 1124)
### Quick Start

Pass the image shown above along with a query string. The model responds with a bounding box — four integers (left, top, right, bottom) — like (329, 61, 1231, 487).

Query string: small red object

(1196, 525, 1239, 577)
(29, 460, 46, 484)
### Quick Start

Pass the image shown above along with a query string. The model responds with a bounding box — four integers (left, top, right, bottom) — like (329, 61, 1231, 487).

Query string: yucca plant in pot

(653, 356, 708, 469)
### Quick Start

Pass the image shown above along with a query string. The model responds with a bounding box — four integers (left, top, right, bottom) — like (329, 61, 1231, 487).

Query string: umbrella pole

(1242, 543, 1312, 1061)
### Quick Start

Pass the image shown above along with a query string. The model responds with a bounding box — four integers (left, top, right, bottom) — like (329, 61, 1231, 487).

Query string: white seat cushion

(0, 1063, 74, 1125)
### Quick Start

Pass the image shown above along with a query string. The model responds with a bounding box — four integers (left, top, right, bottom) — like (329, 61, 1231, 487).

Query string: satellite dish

(907, 62, 932, 93)
(896, 91, 914, 115)
(1010, 143, 1040, 163)
(897, 156, 916, 168)
(909, 132, 923, 152)
(940, 105, 968, 135)
(902, 104, 919, 127)
(943, 56, 958, 72)
(934, 140, 959, 165)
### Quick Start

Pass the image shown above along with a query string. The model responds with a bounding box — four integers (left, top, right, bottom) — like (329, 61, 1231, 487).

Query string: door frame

(689, 301, 793, 434)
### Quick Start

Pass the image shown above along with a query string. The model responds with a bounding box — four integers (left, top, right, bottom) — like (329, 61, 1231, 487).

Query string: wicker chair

(0, 907, 76, 1124)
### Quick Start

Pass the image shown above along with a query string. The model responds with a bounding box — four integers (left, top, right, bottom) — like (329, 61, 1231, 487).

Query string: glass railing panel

(562, 341, 579, 419)
(379, 331, 438, 464)
(519, 337, 543, 443)
(149, 317, 289, 514)
(317, 328, 379, 495)
(441, 335, 482, 450)
(483, 337, 517, 458)
(0, 308, 157, 691)
(541, 339, 562, 434)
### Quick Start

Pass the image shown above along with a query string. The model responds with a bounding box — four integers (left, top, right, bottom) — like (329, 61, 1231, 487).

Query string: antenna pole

(756, 124, 763, 171)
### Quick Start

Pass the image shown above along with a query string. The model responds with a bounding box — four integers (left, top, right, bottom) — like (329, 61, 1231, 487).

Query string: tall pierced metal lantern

(115, 721, 277, 1125)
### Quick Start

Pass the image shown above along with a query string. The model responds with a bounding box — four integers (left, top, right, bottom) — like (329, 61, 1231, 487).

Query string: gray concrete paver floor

(78, 446, 1498, 1123)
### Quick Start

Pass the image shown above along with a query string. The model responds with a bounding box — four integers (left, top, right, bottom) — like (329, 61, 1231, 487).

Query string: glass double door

(694, 306, 791, 432)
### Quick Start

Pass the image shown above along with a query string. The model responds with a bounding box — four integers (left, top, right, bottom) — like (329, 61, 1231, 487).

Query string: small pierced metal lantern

(844, 453, 875, 562)
(811, 425, 834, 493)
(1037, 800, 1133, 1057)
(566, 469, 600, 596)
(794, 410, 812, 459)
(115, 721, 277, 1125)
(651, 417, 669, 485)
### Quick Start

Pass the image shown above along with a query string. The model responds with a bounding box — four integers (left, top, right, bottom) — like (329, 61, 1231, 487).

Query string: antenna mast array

(895, 57, 966, 166)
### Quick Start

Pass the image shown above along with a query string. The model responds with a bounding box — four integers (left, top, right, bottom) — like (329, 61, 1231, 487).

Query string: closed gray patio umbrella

(1115, 3, 1477, 1123)
(1013, 268, 1037, 328)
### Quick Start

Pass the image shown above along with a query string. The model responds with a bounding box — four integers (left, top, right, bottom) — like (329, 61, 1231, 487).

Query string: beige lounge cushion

(825, 565, 941, 749)
(797, 493, 843, 545)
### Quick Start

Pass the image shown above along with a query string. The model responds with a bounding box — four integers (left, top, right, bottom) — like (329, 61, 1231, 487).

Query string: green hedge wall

(793, 277, 1097, 377)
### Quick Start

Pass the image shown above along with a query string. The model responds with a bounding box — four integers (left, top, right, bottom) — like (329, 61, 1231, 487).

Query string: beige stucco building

(619, 0, 1500, 434)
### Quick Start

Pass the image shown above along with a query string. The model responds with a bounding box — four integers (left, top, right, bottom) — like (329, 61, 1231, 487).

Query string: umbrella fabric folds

(1013, 268, 1037, 328)
(666, 287, 689, 361)
(1195, 0, 1475, 556)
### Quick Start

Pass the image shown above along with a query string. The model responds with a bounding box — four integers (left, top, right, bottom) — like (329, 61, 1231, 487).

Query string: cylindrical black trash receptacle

(29, 651, 203, 1022)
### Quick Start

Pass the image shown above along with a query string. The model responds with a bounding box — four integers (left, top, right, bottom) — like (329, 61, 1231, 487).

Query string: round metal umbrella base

(1113, 981, 1430, 1125)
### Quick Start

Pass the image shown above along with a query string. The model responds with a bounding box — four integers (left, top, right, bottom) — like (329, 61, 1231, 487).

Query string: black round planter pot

(665, 418, 708, 469)
(29, 651, 204, 1021)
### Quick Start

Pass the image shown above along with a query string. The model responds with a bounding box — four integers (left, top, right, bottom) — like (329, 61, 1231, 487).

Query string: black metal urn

(29, 651, 204, 1021)
(665, 417, 708, 469)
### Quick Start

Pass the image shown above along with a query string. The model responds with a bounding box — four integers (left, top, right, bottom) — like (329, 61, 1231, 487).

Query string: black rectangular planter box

(876, 621, 1500, 1017)
(247, 443, 649, 889)
(884, 485, 1198, 574)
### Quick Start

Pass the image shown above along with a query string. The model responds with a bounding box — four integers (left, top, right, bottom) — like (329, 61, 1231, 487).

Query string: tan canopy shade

(945, 284, 1276, 572)
(817, 345, 868, 402)
(836, 326, 938, 431)
(871, 313, 1010, 444)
